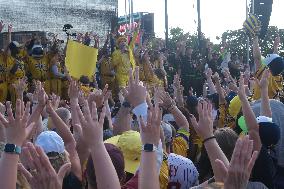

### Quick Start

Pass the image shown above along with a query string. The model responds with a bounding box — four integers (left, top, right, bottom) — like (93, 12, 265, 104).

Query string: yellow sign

(65, 40, 98, 79)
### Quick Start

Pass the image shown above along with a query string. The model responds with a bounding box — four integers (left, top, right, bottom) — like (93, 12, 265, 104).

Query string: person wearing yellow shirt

(5, 41, 26, 105)
(49, 51, 68, 97)
(111, 30, 139, 92)
(99, 54, 115, 92)
(252, 36, 284, 100)
(26, 45, 50, 94)
(0, 53, 8, 103)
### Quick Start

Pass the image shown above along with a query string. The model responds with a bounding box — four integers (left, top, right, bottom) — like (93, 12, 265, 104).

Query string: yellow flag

(65, 40, 98, 79)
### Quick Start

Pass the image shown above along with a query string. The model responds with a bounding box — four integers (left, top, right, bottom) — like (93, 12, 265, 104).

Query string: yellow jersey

(27, 55, 49, 81)
(6, 55, 25, 83)
(253, 65, 283, 100)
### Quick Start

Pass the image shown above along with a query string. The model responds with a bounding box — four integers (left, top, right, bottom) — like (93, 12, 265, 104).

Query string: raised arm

(68, 80, 92, 167)
(173, 74, 184, 107)
(255, 69, 272, 117)
(46, 101, 82, 180)
(238, 74, 262, 152)
(0, 100, 34, 189)
(159, 91, 189, 131)
(212, 72, 225, 104)
(8, 24, 12, 44)
(129, 24, 140, 50)
(273, 34, 280, 55)
(77, 101, 120, 189)
(215, 136, 258, 189)
(139, 106, 161, 189)
(190, 100, 229, 182)
(205, 68, 217, 94)
(252, 36, 262, 72)
(114, 67, 147, 135)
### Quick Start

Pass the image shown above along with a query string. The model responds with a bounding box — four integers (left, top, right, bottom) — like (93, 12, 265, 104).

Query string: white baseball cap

(168, 153, 199, 189)
(256, 116, 273, 124)
(35, 131, 65, 154)
(263, 54, 280, 66)
(163, 114, 175, 123)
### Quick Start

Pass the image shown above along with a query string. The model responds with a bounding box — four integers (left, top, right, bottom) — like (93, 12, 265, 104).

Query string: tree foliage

(167, 26, 284, 58)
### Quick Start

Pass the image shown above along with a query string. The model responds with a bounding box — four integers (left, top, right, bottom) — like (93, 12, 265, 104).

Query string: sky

(117, 0, 284, 43)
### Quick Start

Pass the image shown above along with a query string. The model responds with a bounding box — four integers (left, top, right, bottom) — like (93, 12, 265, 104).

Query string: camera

(63, 24, 77, 37)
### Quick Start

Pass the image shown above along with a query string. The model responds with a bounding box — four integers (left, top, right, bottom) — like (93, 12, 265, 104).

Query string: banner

(65, 40, 98, 79)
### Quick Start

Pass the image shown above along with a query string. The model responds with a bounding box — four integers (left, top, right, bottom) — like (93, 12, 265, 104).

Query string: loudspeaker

(251, 0, 273, 39)
(142, 13, 154, 36)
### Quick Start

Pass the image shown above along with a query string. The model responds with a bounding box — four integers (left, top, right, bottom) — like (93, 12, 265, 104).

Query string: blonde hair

(48, 150, 70, 172)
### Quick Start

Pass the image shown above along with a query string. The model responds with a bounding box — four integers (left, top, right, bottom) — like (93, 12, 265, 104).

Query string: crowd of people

(0, 17, 284, 189)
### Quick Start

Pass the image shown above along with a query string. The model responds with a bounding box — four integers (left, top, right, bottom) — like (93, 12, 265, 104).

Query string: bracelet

(203, 136, 216, 144)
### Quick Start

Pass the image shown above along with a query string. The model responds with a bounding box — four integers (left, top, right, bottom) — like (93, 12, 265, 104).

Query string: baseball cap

(31, 45, 44, 58)
(105, 130, 141, 174)
(35, 131, 65, 154)
(161, 121, 173, 144)
(225, 91, 237, 104)
(263, 54, 284, 76)
(11, 41, 22, 48)
(229, 96, 242, 118)
(256, 116, 280, 147)
(163, 114, 175, 123)
(8, 41, 22, 51)
(168, 153, 199, 188)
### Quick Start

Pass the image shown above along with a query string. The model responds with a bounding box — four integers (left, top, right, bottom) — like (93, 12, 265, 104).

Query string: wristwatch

(142, 144, 157, 152)
(4, 143, 22, 155)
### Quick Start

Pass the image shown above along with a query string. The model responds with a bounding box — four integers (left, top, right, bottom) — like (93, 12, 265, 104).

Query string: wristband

(203, 136, 216, 144)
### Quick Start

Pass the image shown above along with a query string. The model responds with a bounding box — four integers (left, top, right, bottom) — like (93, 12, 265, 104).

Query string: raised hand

(205, 68, 213, 79)
(274, 34, 280, 48)
(88, 84, 110, 109)
(158, 90, 176, 111)
(254, 69, 270, 90)
(237, 74, 247, 100)
(0, 100, 34, 146)
(50, 93, 60, 110)
(36, 82, 48, 107)
(212, 72, 220, 82)
(19, 142, 71, 189)
(68, 80, 80, 100)
(76, 100, 106, 148)
(125, 67, 147, 107)
(13, 77, 28, 99)
(189, 100, 213, 140)
(215, 136, 258, 189)
(139, 105, 162, 146)
(8, 24, 12, 33)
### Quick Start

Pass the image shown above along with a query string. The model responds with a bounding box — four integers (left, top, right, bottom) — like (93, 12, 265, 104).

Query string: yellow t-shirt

(111, 48, 136, 87)
(27, 55, 49, 81)
(253, 65, 283, 100)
